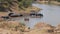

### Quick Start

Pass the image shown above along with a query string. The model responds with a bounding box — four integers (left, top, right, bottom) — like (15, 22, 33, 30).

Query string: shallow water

(32, 3, 60, 26)
(10, 3, 60, 28)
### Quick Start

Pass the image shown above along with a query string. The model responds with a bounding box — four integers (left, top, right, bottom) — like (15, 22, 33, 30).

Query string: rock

(34, 22, 55, 34)
(0, 21, 26, 31)
(24, 27, 30, 32)
(24, 22, 55, 34)
(54, 24, 60, 34)
(34, 22, 54, 29)
(24, 29, 54, 34)
(34, 22, 47, 29)
(0, 28, 23, 34)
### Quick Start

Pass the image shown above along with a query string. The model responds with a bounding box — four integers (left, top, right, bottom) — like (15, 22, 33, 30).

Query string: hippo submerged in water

(8, 13, 23, 17)
(1, 16, 9, 19)
(36, 14, 43, 16)
(30, 13, 43, 18)
(30, 13, 36, 16)
(36, 14, 43, 18)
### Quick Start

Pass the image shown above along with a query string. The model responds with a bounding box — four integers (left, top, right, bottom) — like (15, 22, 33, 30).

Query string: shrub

(57, 0, 60, 2)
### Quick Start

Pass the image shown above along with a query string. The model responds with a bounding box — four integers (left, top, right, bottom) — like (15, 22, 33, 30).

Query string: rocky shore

(0, 21, 29, 34)
(24, 22, 60, 34)
(0, 21, 60, 34)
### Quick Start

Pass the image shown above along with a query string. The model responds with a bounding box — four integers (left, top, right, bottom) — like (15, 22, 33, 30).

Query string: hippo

(8, 13, 23, 17)
(1, 16, 9, 19)
(36, 14, 43, 16)
(36, 14, 43, 18)
(8, 13, 18, 17)
(30, 13, 36, 16)
(8, 13, 14, 16)
(19, 14, 23, 17)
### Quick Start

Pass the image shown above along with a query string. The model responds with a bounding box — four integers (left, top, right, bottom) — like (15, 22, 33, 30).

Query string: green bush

(0, 0, 33, 11)
(57, 0, 60, 2)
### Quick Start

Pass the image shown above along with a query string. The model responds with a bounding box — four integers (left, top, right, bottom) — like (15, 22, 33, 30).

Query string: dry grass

(0, 21, 27, 34)
(0, 28, 23, 34)
(0, 21, 26, 32)
(0, 21, 59, 34)
(0, 12, 8, 16)
(19, 6, 41, 14)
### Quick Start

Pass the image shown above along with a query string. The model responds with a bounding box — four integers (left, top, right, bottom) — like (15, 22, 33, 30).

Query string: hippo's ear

(8, 13, 14, 16)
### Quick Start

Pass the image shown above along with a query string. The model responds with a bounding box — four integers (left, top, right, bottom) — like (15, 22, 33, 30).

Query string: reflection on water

(10, 3, 60, 28)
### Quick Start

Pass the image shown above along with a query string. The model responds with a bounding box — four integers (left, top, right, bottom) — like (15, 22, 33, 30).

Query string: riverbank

(0, 12, 8, 16)
(0, 21, 32, 34)
(0, 6, 41, 21)
(24, 22, 60, 34)
(19, 6, 41, 14)
(51, 1, 60, 5)
(36, 1, 60, 5)
(0, 21, 60, 34)
(0, 3, 60, 34)
(0, 6, 41, 16)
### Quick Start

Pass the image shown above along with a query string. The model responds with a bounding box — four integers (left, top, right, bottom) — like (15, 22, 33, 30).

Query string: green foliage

(57, 0, 60, 2)
(18, 0, 33, 8)
(0, 0, 33, 12)
(0, 21, 26, 31)
(0, 0, 14, 11)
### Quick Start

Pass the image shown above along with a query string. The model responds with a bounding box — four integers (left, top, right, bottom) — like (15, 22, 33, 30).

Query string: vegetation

(18, 0, 33, 8)
(0, 0, 33, 12)
(57, 0, 60, 2)
(0, 21, 26, 31)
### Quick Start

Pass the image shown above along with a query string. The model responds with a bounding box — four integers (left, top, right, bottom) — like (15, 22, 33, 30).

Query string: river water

(10, 3, 60, 28)
(32, 3, 60, 26)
